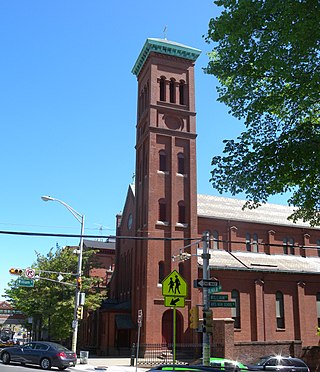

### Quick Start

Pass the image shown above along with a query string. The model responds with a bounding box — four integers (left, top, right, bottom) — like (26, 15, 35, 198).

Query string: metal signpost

(135, 309, 143, 372)
(201, 232, 211, 366)
(162, 270, 187, 366)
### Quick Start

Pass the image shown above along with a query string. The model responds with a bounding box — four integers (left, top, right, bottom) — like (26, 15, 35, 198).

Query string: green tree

(5, 244, 106, 343)
(205, 0, 320, 225)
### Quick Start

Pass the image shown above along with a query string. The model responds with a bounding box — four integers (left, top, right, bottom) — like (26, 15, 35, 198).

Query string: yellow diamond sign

(162, 270, 187, 297)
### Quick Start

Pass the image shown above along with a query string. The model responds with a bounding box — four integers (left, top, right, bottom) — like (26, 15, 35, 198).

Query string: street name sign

(210, 301, 236, 308)
(209, 294, 228, 301)
(208, 285, 222, 293)
(194, 279, 220, 288)
(16, 278, 34, 288)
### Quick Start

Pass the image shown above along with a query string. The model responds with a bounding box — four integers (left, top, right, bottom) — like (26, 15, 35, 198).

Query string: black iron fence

(132, 343, 203, 367)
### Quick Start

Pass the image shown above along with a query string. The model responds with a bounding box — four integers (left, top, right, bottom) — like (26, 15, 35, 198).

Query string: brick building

(89, 38, 320, 361)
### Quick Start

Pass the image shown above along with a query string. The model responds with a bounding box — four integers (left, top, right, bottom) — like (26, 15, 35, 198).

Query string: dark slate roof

(83, 239, 115, 250)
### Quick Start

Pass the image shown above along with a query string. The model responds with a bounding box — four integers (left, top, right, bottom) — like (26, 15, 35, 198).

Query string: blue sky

(0, 0, 287, 297)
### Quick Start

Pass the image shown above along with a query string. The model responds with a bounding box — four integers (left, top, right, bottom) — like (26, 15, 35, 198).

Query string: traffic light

(76, 277, 82, 289)
(189, 306, 199, 329)
(203, 310, 213, 333)
(9, 268, 23, 275)
(76, 306, 83, 320)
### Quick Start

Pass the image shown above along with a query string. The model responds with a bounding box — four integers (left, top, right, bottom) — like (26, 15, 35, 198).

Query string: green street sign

(208, 285, 222, 293)
(209, 294, 228, 301)
(210, 301, 235, 308)
(16, 278, 34, 287)
(164, 296, 185, 308)
(162, 270, 187, 297)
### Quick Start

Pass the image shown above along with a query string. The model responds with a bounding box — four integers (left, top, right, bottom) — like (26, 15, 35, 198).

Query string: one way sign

(194, 279, 220, 288)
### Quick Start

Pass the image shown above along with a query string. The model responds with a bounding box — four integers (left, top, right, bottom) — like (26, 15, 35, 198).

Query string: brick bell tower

(131, 38, 201, 344)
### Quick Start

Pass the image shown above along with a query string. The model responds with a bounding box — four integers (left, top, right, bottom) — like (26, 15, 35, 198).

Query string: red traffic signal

(9, 268, 23, 275)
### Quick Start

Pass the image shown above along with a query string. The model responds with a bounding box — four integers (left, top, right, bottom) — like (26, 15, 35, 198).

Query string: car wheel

(1, 352, 11, 365)
(40, 357, 52, 370)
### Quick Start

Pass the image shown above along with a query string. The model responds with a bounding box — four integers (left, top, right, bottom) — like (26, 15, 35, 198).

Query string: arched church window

(213, 230, 219, 249)
(276, 291, 285, 328)
(231, 289, 240, 328)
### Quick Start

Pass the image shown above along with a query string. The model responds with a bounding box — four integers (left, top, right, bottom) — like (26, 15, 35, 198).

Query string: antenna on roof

(94, 223, 109, 241)
(163, 26, 167, 40)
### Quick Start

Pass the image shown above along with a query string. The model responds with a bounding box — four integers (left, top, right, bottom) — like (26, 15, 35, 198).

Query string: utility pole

(202, 231, 211, 366)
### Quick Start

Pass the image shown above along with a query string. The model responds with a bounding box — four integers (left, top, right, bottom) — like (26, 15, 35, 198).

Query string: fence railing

(132, 343, 202, 367)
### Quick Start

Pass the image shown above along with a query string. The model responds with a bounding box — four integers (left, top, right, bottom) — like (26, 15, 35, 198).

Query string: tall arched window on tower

(170, 78, 176, 103)
(179, 262, 185, 278)
(159, 150, 167, 172)
(178, 201, 186, 224)
(276, 291, 285, 328)
(231, 289, 240, 329)
(177, 153, 185, 174)
(159, 199, 167, 222)
(179, 80, 185, 105)
(159, 76, 166, 101)
(158, 261, 165, 284)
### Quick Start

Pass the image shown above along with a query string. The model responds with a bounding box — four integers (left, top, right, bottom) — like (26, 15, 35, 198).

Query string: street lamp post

(41, 195, 85, 353)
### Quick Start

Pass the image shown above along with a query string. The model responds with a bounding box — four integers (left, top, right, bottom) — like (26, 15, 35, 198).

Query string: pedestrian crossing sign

(162, 270, 187, 297)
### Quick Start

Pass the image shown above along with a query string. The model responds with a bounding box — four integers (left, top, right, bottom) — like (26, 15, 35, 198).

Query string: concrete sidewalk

(70, 357, 149, 372)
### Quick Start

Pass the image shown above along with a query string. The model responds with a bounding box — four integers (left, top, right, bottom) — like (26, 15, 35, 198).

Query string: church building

(86, 38, 320, 363)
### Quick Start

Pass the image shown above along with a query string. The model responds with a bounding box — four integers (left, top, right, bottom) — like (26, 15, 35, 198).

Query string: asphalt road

(0, 362, 76, 372)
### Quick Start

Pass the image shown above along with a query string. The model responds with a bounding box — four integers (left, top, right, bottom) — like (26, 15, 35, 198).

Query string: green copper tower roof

(132, 38, 201, 76)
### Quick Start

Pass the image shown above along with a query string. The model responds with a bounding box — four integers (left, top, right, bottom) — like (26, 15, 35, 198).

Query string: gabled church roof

(198, 249, 320, 274)
(127, 183, 316, 229)
(197, 194, 314, 229)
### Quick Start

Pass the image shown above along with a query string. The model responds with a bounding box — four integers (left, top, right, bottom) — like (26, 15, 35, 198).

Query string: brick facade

(82, 39, 320, 364)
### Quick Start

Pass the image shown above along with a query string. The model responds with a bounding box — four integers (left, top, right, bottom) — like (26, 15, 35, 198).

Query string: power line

(0, 229, 319, 250)
(0, 230, 197, 241)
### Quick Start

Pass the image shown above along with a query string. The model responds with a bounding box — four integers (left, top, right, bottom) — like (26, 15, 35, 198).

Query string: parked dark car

(248, 355, 310, 372)
(0, 341, 77, 370)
